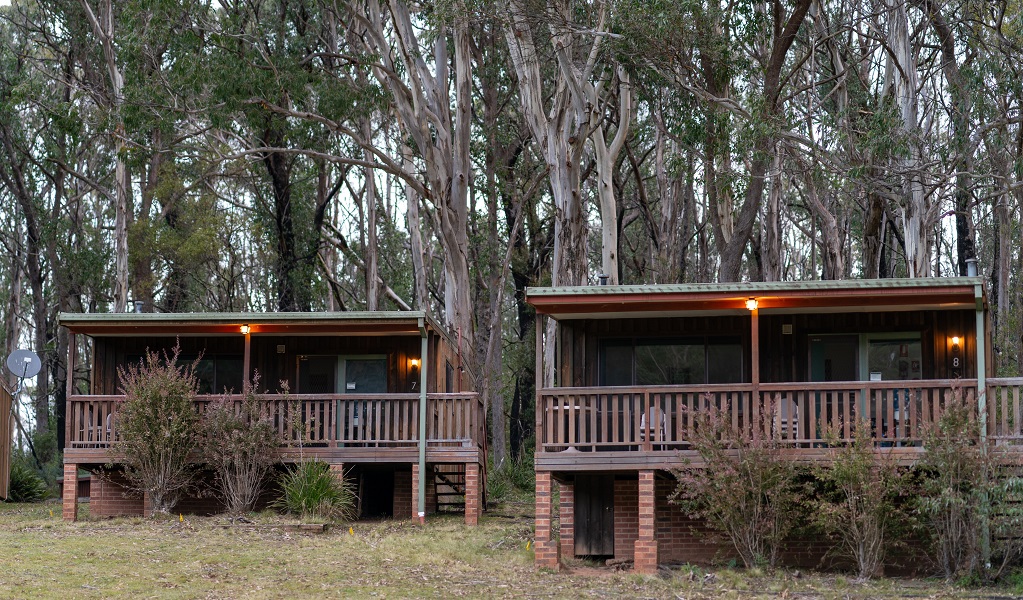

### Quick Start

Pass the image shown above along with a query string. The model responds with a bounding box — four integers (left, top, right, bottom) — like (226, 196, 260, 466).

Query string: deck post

(559, 478, 574, 559)
(976, 282, 991, 566)
(242, 329, 251, 391)
(535, 314, 543, 455)
(417, 319, 429, 524)
(534, 471, 560, 570)
(633, 470, 659, 574)
(464, 462, 480, 526)
(750, 305, 761, 438)
(65, 331, 76, 453)
(62, 462, 78, 521)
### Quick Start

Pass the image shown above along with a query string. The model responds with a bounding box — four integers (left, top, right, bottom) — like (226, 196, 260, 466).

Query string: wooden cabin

(526, 278, 1023, 572)
(58, 312, 485, 525)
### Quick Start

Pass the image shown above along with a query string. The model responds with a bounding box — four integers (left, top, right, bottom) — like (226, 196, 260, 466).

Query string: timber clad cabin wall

(556, 309, 979, 387)
(89, 334, 458, 395)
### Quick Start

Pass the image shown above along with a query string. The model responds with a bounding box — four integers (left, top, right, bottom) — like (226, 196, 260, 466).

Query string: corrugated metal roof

(58, 310, 429, 325)
(526, 277, 986, 318)
(526, 277, 985, 297)
(56, 310, 451, 338)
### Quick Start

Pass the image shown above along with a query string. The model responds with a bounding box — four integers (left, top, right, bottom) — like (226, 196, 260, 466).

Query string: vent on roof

(597, 274, 609, 286)
(966, 258, 978, 277)
(133, 301, 144, 313)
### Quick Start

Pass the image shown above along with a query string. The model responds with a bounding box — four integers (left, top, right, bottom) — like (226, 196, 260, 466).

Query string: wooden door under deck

(574, 474, 614, 556)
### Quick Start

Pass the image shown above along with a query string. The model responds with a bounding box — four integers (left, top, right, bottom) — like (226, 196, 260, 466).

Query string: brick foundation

(394, 470, 412, 518)
(534, 471, 560, 570)
(464, 462, 480, 526)
(62, 463, 78, 521)
(329, 463, 345, 484)
(606, 474, 836, 568)
(411, 464, 425, 523)
(90, 471, 145, 518)
(633, 470, 659, 573)
(559, 480, 574, 558)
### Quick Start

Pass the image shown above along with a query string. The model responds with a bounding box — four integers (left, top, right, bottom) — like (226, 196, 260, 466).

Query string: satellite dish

(5, 349, 41, 379)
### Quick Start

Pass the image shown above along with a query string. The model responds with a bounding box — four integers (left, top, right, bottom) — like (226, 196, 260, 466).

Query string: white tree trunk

(81, 0, 131, 311)
(358, 0, 475, 350)
(885, 0, 930, 277)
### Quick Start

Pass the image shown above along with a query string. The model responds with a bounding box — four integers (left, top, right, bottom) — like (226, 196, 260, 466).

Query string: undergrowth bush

(671, 396, 800, 568)
(7, 461, 48, 502)
(811, 420, 910, 579)
(488, 455, 535, 502)
(115, 344, 200, 515)
(917, 381, 1023, 581)
(275, 461, 356, 521)
(200, 374, 279, 514)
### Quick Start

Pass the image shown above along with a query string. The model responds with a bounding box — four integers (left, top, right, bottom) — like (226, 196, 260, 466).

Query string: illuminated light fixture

(240, 324, 250, 335)
(409, 358, 421, 369)
(745, 297, 758, 311)
(951, 336, 960, 347)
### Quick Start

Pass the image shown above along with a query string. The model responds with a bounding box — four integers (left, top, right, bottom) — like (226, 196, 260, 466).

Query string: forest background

(0, 0, 1020, 475)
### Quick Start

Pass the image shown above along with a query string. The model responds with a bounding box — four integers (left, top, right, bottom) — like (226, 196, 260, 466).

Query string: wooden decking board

(66, 446, 483, 467)
(535, 444, 1023, 472)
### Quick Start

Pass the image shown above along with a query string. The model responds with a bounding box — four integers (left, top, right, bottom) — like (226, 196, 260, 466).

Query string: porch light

(951, 336, 960, 348)
(240, 324, 250, 335)
(409, 358, 421, 369)
(745, 297, 758, 311)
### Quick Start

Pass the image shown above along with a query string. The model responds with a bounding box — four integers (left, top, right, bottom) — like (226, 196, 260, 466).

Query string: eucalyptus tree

(0, 0, 112, 445)
(619, 0, 813, 283)
(502, 0, 633, 286)
(208, 0, 351, 312)
(78, 0, 132, 312)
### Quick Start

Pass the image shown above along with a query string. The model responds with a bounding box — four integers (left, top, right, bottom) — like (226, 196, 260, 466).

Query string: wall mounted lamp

(240, 324, 250, 335)
(745, 297, 759, 311)
(951, 336, 960, 348)
(409, 358, 421, 391)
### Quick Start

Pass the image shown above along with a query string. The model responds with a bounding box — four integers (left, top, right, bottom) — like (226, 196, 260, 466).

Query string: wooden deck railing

(67, 392, 483, 451)
(538, 378, 1023, 453)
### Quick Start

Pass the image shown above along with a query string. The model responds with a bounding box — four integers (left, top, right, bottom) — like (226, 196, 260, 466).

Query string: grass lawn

(0, 499, 1017, 599)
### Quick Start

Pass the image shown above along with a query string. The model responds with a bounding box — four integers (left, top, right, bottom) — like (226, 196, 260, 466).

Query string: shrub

(671, 396, 799, 568)
(200, 374, 279, 514)
(811, 420, 910, 579)
(915, 381, 987, 580)
(488, 454, 536, 503)
(114, 344, 201, 515)
(7, 462, 49, 503)
(275, 461, 356, 521)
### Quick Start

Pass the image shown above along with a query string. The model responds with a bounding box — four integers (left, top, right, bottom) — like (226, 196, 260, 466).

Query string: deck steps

(434, 464, 466, 512)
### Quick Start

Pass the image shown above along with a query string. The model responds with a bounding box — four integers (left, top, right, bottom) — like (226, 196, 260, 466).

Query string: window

(124, 353, 243, 395)
(600, 338, 744, 385)
(867, 338, 922, 381)
(297, 356, 388, 394)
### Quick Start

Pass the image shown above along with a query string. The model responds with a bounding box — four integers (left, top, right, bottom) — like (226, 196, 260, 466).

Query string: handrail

(537, 379, 1023, 452)
(66, 392, 482, 451)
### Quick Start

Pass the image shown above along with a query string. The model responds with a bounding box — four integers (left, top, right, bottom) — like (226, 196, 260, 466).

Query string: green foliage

(915, 382, 986, 580)
(671, 396, 800, 568)
(6, 462, 49, 503)
(913, 381, 1023, 581)
(810, 421, 911, 579)
(199, 375, 280, 514)
(114, 344, 201, 515)
(274, 461, 356, 522)
(488, 455, 536, 503)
